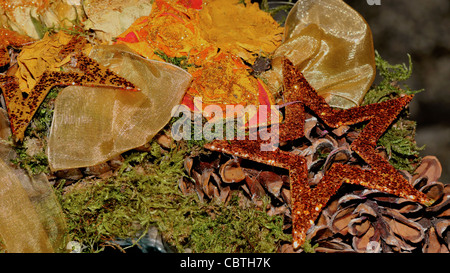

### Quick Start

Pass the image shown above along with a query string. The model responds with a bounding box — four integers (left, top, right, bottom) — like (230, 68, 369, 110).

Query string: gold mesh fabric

(1, 109, 66, 253)
(263, 0, 376, 109)
(0, 159, 50, 252)
(0, 157, 67, 253)
(47, 44, 192, 170)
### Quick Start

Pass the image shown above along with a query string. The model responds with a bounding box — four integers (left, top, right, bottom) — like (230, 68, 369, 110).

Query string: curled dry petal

(218, 186, 231, 204)
(352, 224, 377, 253)
(412, 155, 442, 186)
(331, 125, 350, 137)
(413, 177, 428, 190)
(310, 172, 323, 186)
(178, 177, 194, 195)
(219, 159, 246, 183)
(363, 192, 424, 216)
(419, 181, 444, 201)
(322, 147, 352, 173)
(306, 225, 334, 242)
(426, 184, 450, 215)
(382, 208, 425, 245)
(324, 197, 340, 217)
(397, 201, 423, 216)
(258, 171, 283, 197)
(210, 172, 221, 186)
(191, 170, 205, 202)
(304, 116, 318, 142)
(423, 227, 447, 253)
(337, 194, 365, 206)
(184, 157, 194, 176)
(281, 187, 291, 206)
(267, 205, 288, 217)
(330, 206, 357, 235)
(434, 219, 450, 240)
(354, 202, 378, 218)
(314, 239, 355, 253)
(200, 169, 214, 197)
(311, 138, 335, 161)
(365, 240, 382, 253)
(348, 217, 371, 237)
(345, 130, 360, 143)
(244, 172, 265, 200)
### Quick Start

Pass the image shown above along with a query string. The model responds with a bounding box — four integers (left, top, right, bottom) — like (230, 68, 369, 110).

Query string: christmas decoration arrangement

(0, 0, 448, 253)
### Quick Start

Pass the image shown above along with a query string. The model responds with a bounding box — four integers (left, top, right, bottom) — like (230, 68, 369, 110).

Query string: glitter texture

(205, 58, 431, 249)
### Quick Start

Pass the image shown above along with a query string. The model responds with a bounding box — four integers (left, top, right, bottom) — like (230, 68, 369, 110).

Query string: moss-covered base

(58, 144, 289, 253)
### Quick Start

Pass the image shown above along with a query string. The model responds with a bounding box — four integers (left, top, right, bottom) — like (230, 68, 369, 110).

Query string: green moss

(59, 141, 288, 253)
(24, 86, 60, 139)
(10, 145, 49, 175)
(377, 120, 424, 172)
(362, 51, 423, 105)
(187, 195, 290, 252)
(301, 239, 318, 253)
(154, 50, 194, 70)
(361, 52, 424, 172)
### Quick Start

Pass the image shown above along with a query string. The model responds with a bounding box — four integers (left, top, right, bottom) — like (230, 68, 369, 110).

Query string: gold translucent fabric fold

(1, 108, 66, 253)
(264, 0, 376, 108)
(47, 44, 192, 170)
(0, 158, 67, 253)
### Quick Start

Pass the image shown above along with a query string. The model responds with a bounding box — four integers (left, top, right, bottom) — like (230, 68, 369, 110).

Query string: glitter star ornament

(0, 35, 139, 141)
(205, 58, 431, 249)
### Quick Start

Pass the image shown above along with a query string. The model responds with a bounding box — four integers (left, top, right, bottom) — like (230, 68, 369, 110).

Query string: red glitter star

(204, 58, 431, 249)
(0, 35, 139, 141)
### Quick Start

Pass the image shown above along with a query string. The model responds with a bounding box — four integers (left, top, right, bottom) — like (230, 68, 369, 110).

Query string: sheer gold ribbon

(263, 0, 376, 108)
(0, 109, 67, 252)
(47, 44, 192, 170)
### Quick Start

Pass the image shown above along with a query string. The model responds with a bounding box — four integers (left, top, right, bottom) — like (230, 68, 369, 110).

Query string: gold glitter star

(0, 35, 139, 141)
(205, 58, 431, 249)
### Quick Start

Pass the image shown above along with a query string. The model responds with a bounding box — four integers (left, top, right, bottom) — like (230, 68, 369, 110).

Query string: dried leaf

(14, 32, 77, 93)
(115, 0, 278, 123)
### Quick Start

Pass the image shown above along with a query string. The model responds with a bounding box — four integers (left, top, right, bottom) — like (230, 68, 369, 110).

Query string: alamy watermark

(170, 97, 280, 151)
(366, 0, 381, 5)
